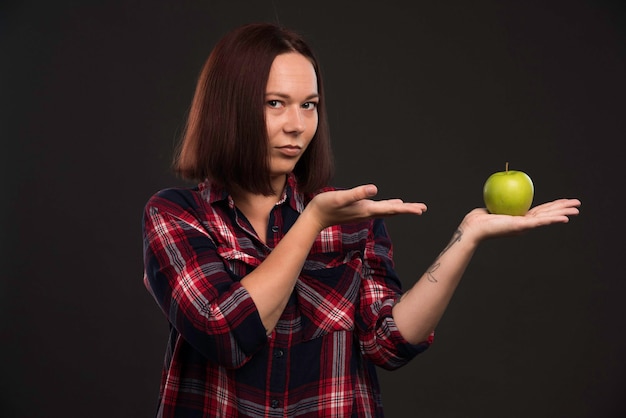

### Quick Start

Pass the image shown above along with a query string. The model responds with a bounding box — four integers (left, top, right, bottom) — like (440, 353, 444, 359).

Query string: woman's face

(264, 52, 319, 181)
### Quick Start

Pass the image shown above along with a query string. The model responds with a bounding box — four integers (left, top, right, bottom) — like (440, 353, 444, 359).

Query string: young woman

(142, 23, 580, 417)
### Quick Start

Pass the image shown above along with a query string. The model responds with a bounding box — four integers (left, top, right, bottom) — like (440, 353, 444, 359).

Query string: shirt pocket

(296, 250, 363, 340)
(216, 246, 262, 278)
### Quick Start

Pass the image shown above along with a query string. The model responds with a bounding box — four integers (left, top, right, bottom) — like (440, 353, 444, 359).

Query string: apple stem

(506, 161, 509, 173)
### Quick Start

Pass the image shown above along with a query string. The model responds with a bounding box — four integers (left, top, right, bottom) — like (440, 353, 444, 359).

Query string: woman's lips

(276, 145, 302, 157)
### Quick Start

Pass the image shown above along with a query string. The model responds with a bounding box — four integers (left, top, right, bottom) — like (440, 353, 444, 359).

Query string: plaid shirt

(143, 174, 433, 417)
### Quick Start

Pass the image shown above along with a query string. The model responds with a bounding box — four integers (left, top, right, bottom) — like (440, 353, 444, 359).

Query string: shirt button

(271, 225, 279, 233)
(274, 349, 284, 358)
(271, 399, 280, 408)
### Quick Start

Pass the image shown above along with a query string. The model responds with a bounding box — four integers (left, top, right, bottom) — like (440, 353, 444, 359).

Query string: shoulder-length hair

(174, 23, 333, 195)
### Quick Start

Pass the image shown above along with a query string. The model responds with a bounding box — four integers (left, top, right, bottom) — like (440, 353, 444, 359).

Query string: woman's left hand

(460, 198, 581, 244)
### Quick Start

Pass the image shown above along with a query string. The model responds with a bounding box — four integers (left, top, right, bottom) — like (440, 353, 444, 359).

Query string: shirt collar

(284, 173, 306, 213)
(198, 180, 230, 205)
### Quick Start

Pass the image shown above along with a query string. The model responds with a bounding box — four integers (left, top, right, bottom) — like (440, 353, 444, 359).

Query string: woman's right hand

(304, 184, 428, 231)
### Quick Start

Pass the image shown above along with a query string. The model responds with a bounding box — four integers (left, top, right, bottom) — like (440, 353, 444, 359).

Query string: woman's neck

(230, 174, 287, 206)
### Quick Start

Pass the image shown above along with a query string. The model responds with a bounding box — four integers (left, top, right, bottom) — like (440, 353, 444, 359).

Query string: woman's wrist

(300, 199, 327, 233)
(457, 217, 483, 250)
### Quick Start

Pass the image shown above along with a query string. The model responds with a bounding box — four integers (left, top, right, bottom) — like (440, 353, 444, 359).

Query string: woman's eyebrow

(265, 92, 319, 100)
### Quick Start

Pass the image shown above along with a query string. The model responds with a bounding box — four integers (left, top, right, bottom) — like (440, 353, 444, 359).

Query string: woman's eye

(302, 102, 317, 110)
(267, 100, 282, 108)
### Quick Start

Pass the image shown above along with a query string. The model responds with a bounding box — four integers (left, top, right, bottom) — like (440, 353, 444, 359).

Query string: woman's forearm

(392, 226, 479, 344)
(239, 209, 321, 334)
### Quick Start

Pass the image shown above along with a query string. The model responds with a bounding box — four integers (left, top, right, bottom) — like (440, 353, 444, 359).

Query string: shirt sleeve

(142, 189, 268, 368)
(356, 218, 433, 370)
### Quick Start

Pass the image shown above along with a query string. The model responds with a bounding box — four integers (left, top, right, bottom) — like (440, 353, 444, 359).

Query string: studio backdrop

(2, 1, 625, 417)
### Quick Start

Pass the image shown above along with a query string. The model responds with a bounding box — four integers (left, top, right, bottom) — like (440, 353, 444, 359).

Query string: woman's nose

(284, 106, 305, 134)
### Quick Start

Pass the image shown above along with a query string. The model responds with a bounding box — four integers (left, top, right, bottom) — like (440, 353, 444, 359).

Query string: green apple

(483, 163, 534, 216)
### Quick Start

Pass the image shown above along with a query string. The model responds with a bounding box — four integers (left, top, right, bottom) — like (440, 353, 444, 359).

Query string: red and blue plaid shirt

(142, 174, 433, 417)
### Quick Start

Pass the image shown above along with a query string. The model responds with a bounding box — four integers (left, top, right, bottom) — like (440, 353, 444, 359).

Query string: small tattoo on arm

(426, 228, 463, 283)
(427, 262, 440, 283)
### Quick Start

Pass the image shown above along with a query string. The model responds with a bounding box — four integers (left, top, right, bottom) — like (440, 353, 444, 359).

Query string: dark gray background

(2, 1, 625, 417)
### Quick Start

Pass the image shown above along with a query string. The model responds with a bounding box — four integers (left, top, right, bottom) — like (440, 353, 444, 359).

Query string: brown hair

(174, 23, 333, 195)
